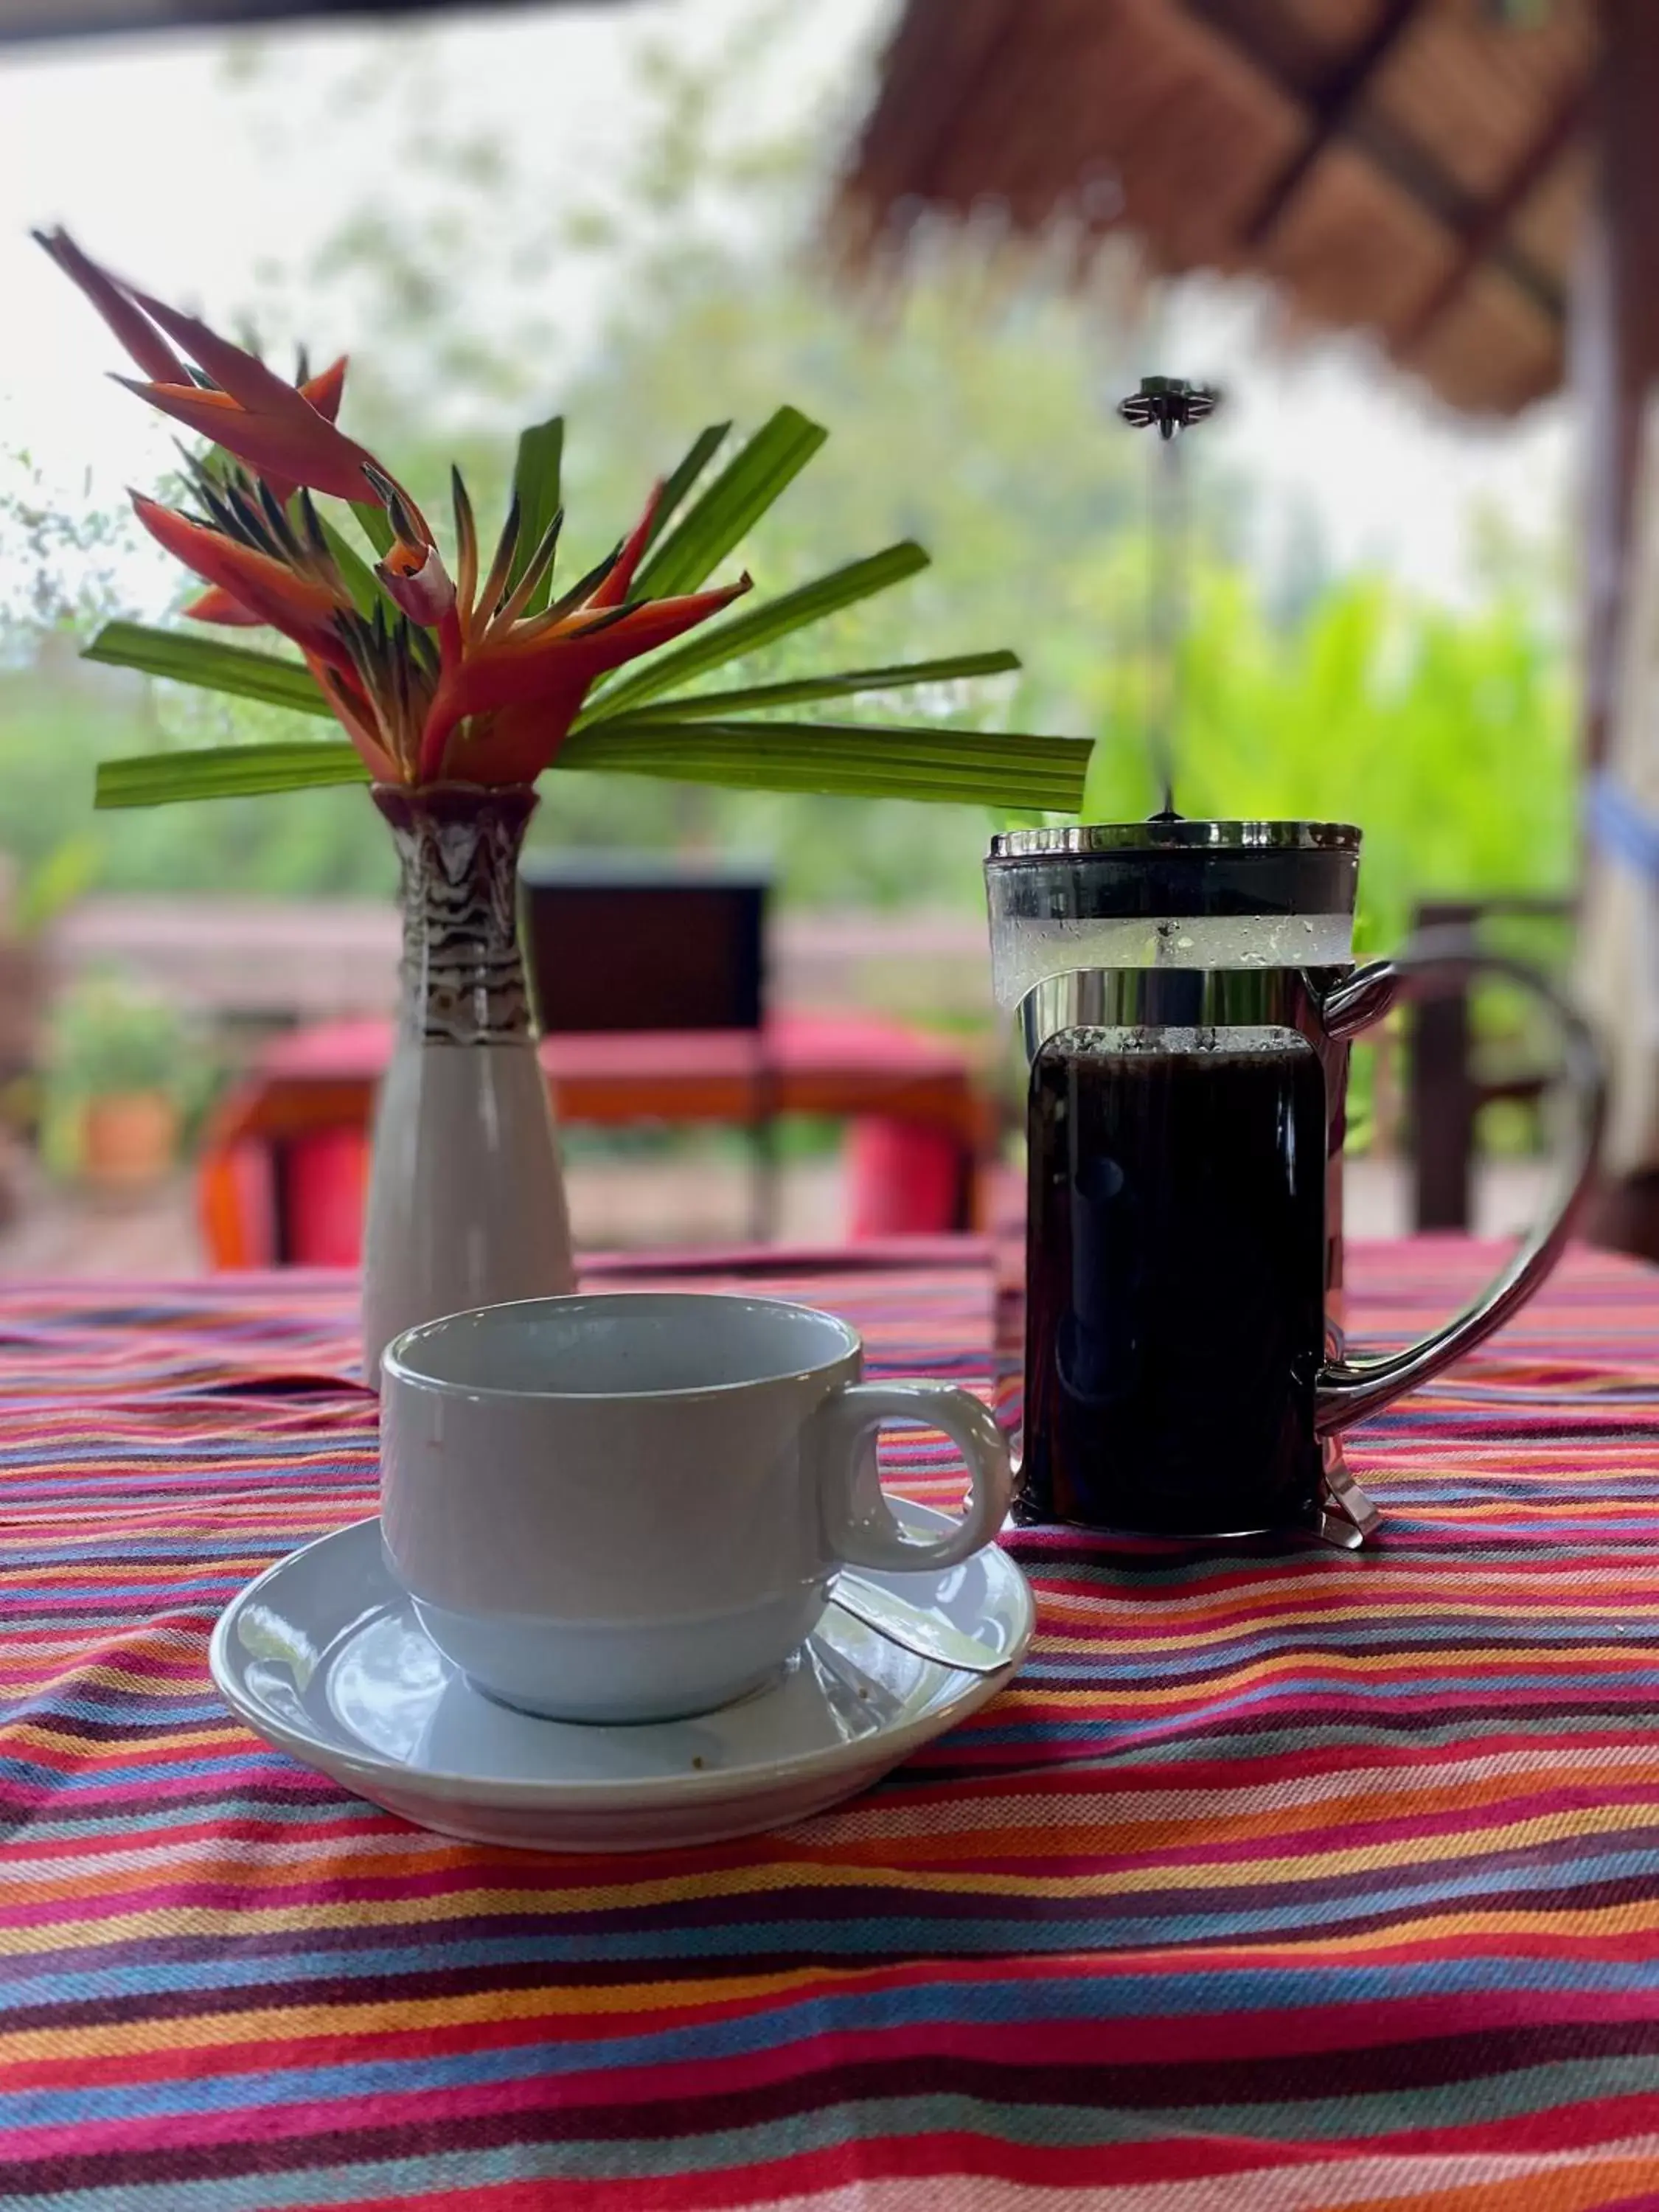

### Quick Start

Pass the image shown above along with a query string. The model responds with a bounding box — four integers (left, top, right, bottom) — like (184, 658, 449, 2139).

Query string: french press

(986, 819, 1604, 1548)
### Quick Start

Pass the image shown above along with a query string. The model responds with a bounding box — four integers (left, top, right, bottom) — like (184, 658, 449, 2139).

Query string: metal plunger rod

(1116, 376, 1219, 821)
(1149, 428, 1184, 819)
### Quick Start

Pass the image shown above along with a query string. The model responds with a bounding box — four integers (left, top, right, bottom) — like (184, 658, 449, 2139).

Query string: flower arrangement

(38, 232, 1090, 815)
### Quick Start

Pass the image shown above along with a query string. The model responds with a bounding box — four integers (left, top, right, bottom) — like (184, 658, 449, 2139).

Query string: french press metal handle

(1312, 934, 1605, 1432)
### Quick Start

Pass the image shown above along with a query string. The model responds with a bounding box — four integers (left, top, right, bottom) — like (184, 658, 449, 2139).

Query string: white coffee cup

(379, 1290, 1012, 1724)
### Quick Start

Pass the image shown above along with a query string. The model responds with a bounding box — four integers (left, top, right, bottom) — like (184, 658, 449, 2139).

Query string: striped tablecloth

(6, 1237, 1659, 2208)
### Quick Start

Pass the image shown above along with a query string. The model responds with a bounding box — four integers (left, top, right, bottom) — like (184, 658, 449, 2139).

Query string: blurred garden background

(0, 0, 1576, 1267)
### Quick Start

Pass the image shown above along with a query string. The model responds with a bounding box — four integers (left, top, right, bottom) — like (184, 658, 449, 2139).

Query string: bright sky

(0, 0, 1571, 613)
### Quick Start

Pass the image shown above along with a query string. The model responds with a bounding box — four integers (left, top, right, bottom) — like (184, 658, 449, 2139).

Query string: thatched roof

(840, 0, 1596, 417)
(0, 0, 629, 44)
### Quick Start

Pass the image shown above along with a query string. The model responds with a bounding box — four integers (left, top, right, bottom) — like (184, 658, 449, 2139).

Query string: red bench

(199, 1011, 998, 1266)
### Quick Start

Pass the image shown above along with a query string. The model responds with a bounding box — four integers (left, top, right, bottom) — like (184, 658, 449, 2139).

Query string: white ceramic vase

(361, 783, 575, 1389)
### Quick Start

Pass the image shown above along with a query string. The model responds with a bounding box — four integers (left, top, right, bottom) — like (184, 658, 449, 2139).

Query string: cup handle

(815, 1380, 1012, 1572)
(1312, 933, 1606, 1435)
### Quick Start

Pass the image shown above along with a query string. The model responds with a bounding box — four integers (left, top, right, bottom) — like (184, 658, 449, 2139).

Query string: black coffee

(1020, 1032, 1326, 1535)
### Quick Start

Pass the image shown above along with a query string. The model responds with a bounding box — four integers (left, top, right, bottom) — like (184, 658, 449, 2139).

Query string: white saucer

(209, 1503, 1034, 1852)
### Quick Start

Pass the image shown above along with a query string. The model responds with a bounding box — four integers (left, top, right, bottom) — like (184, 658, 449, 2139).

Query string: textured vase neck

(375, 783, 537, 1043)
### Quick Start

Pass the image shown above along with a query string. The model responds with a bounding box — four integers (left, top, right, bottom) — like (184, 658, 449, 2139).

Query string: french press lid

(985, 818, 1362, 915)
(984, 819, 1363, 1014)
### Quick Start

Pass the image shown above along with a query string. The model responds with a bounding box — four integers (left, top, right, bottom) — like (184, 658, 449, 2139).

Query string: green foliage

(0, 451, 139, 634)
(1079, 568, 1575, 948)
(0, 2, 1577, 935)
(16, 834, 100, 937)
(0, 667, 400, 900)
(44, 972, 190, 1100)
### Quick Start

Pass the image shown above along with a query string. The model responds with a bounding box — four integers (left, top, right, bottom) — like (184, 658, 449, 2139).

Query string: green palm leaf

(579, 649, 1019, 731)
(644, 423, 731, 554)
(87, 621, 1016, 742)
(508, 414, 563, 613)
(631, 406, 827, 601)
(97, 717, 1087, 813)
(563, 720, 1089, 808)
(589, 543, 931, 719)
(84, 623, 331, 717)
(97, 742, 368, 807)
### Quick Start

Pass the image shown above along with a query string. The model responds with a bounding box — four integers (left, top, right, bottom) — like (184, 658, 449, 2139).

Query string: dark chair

(517, 855, 770, 1037)
(517, 855, 776, 1235)
(1408, 895, 1573, 1231)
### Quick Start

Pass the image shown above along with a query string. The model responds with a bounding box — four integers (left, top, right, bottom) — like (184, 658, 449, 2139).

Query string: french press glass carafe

(986, 821, 1603, 1548)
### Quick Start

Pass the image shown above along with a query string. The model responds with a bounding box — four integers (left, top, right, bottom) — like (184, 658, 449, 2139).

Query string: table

(7, 1236, 1659, 2205)
(198, 1015, 996, 1265)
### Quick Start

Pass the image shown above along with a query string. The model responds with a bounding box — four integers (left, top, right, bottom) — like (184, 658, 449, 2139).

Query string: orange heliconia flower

(43, 234, 751, 787)
(36, 229, 378, 505)
(131, 494, 352, 652)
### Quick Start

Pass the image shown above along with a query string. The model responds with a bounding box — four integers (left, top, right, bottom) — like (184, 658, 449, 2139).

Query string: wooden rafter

(1186, 0, 1565, 333)
(1352, 110, 1566, 324)
(1399, 81, 1587, 353)
(1238, 0, 1424, 245)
